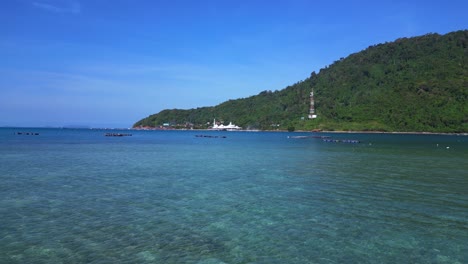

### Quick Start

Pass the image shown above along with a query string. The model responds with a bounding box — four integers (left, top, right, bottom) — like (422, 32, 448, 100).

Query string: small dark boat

(195, 135, 226, 138)
(16, 132, 39, 136)
(105, 133, 132, 137)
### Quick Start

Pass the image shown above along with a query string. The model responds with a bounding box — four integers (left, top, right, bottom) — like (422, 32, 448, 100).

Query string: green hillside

(134, 30, 468, 133)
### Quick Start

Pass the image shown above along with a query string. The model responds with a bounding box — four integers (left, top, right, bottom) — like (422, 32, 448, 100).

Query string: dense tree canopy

(134, 30, 467, 133)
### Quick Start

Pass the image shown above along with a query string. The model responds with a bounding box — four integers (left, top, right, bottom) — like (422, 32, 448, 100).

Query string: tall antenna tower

(308, 90, 317, 119)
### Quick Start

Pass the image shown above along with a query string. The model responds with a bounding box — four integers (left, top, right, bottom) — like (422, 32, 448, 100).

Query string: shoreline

(131, 127, 467, 136)
(292, 130, 468, 136)
(3, 127, 464, 136)
(309, 130, 467, 136)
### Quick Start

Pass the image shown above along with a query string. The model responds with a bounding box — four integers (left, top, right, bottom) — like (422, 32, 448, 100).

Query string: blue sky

(1, 0, 467, 128)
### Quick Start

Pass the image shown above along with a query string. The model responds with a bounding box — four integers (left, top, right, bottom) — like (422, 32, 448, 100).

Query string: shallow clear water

(1, 128, 467, 263)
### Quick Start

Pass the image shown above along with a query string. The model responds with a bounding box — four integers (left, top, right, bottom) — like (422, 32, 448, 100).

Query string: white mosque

(210, 119, 241, 131)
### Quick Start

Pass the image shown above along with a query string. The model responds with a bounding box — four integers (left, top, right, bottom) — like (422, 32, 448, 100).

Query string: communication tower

(308, 90, 317, 119)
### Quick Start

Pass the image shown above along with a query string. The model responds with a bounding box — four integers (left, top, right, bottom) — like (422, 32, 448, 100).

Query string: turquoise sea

(1, 128, 467, 263)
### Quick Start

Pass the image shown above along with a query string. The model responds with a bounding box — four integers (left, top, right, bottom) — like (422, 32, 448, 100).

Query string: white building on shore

(211, 119, 241, 131)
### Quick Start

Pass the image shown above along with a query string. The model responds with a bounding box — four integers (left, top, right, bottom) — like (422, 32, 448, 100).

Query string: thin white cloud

(33, 0, 80, 14)
(0, 69, 127, 95)
(77, 62, 220, 84)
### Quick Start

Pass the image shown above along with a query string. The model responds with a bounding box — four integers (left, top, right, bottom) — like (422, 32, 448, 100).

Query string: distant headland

(134, 30, 468, 134)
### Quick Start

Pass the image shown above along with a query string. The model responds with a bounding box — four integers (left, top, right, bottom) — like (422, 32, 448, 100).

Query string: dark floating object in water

(105, 133, 132, 137)
(322, 139, 360, 143)
(288, 135, 331, 139)
(16, 132, 39, 136)
(195, 135, 227, 138)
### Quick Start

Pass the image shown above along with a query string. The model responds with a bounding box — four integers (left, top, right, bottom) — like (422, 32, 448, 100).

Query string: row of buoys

(195, 135, 227, 138)
(287, 135, 359, 143)
(15, 132, 39, 135)
(105, 133, 132, 137)
(322, 139, 360, 143)
(288, 135, 332, 139)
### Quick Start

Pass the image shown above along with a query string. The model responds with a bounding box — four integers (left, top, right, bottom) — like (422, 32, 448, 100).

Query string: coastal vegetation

(134, 30, 468, 133)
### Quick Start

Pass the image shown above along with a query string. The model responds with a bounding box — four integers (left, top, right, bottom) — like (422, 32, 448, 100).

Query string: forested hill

(134, 30, 468, 133)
